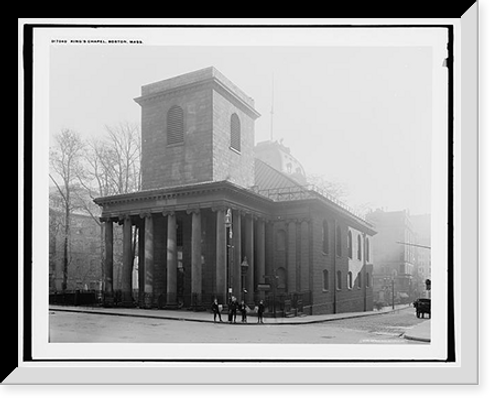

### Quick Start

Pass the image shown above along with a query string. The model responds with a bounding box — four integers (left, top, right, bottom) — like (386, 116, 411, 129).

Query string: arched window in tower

(322, 220, 329, 254)
(167, 105, 184, 146)
(230, 113, 241, 152)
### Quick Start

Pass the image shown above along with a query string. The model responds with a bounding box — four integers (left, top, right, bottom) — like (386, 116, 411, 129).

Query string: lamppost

(225, 208, 233, 306)
(273, 270, 279, 318)
(241, 256, 249, 303)
(391, 269, 397, 310)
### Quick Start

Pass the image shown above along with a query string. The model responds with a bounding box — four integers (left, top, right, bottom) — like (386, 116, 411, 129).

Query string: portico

(96, 181, 272, 309)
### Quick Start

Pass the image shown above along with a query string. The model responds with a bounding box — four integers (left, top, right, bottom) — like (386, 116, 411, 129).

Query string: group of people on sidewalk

(211, 297, 265, 324)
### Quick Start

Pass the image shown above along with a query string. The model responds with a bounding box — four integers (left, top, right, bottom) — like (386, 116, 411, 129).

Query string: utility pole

(392, 278, 395, 310)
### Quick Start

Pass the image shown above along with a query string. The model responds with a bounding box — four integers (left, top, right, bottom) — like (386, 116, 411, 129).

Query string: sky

(49, 26, 448, 216)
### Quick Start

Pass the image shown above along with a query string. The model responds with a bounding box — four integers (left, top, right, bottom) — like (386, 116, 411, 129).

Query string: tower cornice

(134, 67, 260, 120)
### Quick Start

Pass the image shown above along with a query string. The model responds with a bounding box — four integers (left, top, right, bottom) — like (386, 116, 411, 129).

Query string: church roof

(254, 158, 305, 191)
(254, 158, 374, 230)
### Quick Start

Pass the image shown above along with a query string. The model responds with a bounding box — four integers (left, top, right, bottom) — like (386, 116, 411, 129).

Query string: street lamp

(241, 256, 249, 303)
(225, 209, 233, 305)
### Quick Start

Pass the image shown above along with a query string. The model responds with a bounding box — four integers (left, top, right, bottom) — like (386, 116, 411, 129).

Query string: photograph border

(13, 11, 478, 384)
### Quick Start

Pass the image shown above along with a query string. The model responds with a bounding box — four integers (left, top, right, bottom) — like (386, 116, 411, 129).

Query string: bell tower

(134, 67, 260, 191)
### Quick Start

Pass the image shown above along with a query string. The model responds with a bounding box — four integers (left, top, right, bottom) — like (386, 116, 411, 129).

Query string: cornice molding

(134, 77, 260, 120)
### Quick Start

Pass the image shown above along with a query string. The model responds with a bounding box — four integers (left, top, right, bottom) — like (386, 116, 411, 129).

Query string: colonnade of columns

(101, 208, 268, 309)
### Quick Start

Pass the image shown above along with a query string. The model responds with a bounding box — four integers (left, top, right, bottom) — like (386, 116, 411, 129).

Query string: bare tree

(103, 122, 142, 284)
(77, 122, 141, 218)
(102, 121, 141, 195)
(76, 122, 142, 294)
(306, 173, 372, 219)
(306, 173, 347, 200)
(49, 129, 85, 291)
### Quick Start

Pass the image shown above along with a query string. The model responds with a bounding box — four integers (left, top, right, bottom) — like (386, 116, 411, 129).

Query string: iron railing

(255, 184, 367, 221)
(263, 291, 312, 316)
(49, 290, 98, 306)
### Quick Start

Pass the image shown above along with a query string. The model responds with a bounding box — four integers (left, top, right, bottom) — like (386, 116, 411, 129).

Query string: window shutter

(230, 113, 241, 151)
(167, 105, 184, 145)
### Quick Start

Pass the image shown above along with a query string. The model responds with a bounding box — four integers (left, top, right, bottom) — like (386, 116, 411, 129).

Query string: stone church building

(95, 67, 376, 315)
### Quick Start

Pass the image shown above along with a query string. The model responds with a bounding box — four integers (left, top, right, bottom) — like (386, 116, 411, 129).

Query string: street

(49, 306, 427, 344)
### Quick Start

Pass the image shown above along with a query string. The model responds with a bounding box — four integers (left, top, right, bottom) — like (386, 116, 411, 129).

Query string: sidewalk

(404, 319, 431, 343)
(49, 303, 413, 326)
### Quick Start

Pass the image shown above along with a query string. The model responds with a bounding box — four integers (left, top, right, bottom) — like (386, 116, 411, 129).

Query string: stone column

(121, 215, 133, 306)
(296, 220, 302, 293)
(138, 220, 145, 307)
(215, 208, 227, 304)
(103, 218, 114, 307)
(232, 210, 242, 301)
(244, 214, 255, 305)
(166, 211, 177, 308)
(190, 209, 202, 309)
(255, 217, 266, 301)
(287, 220, 297, 293)
(300, 219, 310, 292)
(142, 213, 154, 308)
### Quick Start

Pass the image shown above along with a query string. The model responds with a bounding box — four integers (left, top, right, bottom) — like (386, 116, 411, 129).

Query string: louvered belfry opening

(230, 113, 241, 151)
(167, 105, 184, 145)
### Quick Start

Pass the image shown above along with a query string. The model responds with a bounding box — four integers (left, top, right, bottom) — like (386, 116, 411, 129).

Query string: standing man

(211, 298, 222, 322)
(240, 300, 248, 323)
(230, 296, 239, 324)
(257, 300, 265, 324)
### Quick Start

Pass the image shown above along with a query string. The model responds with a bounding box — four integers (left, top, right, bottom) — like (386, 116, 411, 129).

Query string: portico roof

(94, 180, 274, 220)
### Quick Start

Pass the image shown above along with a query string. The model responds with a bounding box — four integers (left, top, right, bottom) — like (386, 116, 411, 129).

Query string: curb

(403, 320, 431, 342)
(49, 305, 410, 326)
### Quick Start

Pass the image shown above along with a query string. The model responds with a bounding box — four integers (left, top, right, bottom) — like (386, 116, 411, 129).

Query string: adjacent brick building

(411, 213, 432, 298)
(365, 209, 418, 304)
(49, 209, 102, 292)
(95, 67, 376, 315)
